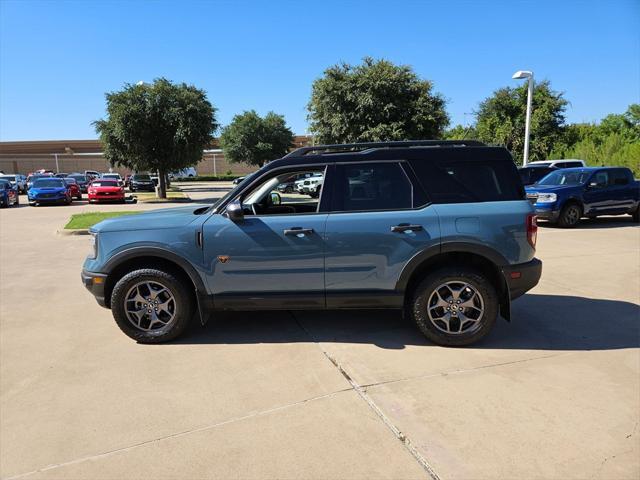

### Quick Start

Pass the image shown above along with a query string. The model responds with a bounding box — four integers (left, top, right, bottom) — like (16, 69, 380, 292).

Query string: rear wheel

(558, 202, 582, 228)
(410, 267, 498, 346)
(111, 268, 194, 343)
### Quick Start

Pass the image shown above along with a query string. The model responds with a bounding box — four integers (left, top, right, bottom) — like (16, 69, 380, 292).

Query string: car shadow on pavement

(177, 294, 640, 351)
(539, 217, 639, 229)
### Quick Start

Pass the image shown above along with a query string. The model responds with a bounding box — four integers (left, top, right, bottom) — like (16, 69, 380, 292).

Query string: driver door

(202, 165, 331, 309)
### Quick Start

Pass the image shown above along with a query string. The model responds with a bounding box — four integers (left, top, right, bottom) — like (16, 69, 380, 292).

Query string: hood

(525, 184, 583, 194)
(92, 205, 208, 233)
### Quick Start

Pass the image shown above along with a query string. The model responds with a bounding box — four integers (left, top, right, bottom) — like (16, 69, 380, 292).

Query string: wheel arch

(398, 244, 511, 321)
(102, 248, 206, 312)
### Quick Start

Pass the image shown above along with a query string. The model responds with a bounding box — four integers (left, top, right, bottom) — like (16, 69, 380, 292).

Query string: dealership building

(0, 136, 312, 176)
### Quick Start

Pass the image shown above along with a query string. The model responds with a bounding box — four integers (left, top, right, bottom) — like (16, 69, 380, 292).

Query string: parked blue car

(82, 140, 542, 346)
(525, 167, 640, 227)
(0, 179, 19, 207)
(28, 178, 72, 206)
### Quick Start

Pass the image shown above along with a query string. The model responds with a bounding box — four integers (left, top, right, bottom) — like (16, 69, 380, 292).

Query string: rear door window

(609, 169, 630, 186)
(333, 162, 413, 211)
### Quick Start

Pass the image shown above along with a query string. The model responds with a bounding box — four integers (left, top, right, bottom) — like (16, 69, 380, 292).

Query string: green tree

(550, 104, 640, 176)
(475, 80, 568, 164)
(94, 78, 217, 198)
(444, 124, 479, 140)
(307, 57, 449, 144)
(219, 110, 294, 168)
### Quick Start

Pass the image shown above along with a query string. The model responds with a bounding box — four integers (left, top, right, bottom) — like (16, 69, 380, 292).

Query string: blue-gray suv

(82, 140, 542, 346)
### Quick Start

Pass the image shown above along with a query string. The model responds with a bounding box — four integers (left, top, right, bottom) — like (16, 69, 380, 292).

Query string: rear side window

(609, 169, 630, 186)
(411, 160, 524, 203)
(333, 162, 413, 211)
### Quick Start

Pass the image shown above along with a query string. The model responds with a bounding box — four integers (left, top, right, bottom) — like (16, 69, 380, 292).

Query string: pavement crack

(3, 388, 352, 480)
(361, 352, 572, 390)
(290, 311, 441, 480)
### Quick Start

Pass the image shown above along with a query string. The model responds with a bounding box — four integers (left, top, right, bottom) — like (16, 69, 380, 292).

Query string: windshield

(537, 170, 591, 186)
(69, 175, 87, 181)
(92, 181, 119, 187)
(34, 179, 65, 188)
(64, 178, 77, 184)
(133, 174, 151, 180)
(1, 175, 16, 181)
(103, 174, 120, 179)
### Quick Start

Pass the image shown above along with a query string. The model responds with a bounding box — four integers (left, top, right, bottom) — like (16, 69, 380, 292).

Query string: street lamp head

(512, 70, 533, 80)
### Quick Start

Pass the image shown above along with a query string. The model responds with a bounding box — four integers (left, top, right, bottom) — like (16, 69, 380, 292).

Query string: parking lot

(1, 185, 639, 479)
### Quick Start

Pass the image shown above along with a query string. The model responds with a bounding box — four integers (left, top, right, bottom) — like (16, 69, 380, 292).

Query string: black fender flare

(102, 246, 211, 324)
(396, 242, 511, 320)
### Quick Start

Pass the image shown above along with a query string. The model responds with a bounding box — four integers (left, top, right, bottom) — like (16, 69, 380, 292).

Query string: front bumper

(502, 258, 542, 300)
(88, 194, 125, 202)
(532, 204, 560, 222)
(81, 270, 108, 308)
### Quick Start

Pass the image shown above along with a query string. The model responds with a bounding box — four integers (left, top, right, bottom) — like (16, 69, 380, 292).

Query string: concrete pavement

(1, 188, 638, 479)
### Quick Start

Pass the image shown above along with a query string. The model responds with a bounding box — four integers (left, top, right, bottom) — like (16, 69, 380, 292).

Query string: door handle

(284, 227, 315, 236)
(391, 224, 423, 233)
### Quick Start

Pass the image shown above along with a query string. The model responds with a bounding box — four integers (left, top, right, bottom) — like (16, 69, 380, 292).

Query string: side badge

(218, 255, 230, 264)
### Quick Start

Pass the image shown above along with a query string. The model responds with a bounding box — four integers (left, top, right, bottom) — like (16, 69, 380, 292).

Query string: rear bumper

(81, 270, 108, 308)
(502, 258, 542, 300)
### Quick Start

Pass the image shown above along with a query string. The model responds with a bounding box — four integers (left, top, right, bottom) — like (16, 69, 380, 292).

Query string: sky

(0, 0, 638, 141)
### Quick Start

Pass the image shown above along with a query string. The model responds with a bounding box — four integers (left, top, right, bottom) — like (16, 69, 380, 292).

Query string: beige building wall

(0, 136, 313, 176)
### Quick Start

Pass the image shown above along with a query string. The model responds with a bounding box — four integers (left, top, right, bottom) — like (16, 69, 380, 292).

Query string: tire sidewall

(111, 269, 194, 343)
(412, 268, 498, 347)
(559, 203, 581, 228)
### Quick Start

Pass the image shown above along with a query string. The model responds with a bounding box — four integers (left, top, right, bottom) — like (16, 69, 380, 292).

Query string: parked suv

(82, 140, 542, 346)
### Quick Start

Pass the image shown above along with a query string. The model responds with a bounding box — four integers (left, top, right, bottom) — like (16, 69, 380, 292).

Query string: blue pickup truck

(526, 167, 640, 227)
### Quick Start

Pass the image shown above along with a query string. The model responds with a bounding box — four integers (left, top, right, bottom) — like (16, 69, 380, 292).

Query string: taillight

(526, 214, 537, 249)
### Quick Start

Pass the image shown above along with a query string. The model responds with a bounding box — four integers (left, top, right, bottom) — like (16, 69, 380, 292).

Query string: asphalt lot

(1, 183, 639, 479)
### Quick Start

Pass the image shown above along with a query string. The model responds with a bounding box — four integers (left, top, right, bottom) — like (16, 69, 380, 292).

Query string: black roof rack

(284, 139, 485, 158)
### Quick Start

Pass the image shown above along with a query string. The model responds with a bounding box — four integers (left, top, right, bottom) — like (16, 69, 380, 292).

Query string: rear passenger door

(324, 161, 440, 308)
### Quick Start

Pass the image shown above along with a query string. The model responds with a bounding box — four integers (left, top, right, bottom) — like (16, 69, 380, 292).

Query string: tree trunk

(158, 169, 167, 198)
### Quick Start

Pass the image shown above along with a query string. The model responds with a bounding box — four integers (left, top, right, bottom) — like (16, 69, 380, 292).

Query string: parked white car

(169, 168, 197, 179)
(0, 174, 27, 193)
(527, 159, 586, 168)
(101, 173, 124, 186)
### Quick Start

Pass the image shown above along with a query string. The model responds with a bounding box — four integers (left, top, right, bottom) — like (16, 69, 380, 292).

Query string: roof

(266, 140, 511, 171)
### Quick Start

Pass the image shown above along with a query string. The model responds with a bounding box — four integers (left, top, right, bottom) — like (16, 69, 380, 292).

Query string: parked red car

(63, 177, 82, 200)
(88, 179, 125, 203)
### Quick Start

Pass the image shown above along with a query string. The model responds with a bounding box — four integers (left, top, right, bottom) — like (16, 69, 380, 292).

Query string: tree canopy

(550, 104, 640, 175)
(474, 80, 568, 164)
(307, 57, 449, 144)
(219, 110, 294, 167)
(94, 78, 217, 197)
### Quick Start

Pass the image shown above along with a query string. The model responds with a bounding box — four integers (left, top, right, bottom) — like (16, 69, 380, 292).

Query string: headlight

(536, 193, 557, 203)
(88, 232, 98, 259)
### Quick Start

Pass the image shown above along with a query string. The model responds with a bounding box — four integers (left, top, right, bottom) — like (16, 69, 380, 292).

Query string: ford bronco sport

(82, 140, 542, 346)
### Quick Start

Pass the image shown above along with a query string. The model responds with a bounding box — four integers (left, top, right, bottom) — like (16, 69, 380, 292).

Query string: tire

(14, 195, 19, 206)
(632, 207, 640, 223)
(410, 267, 499, 347)
(558, 202, 582, 228)
(1, 197, 7, 208)
(110, 268, 194, 343)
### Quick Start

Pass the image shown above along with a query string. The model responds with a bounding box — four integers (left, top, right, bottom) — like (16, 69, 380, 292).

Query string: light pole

(512, 70, 534, 165)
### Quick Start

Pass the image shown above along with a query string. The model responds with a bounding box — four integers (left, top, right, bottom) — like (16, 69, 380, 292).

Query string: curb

(57, 229, 91, 236)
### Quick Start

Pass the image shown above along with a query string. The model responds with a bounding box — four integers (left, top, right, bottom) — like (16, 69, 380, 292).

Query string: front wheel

(558, 203, 582, 228)
(410, 267, 498, 346)
(110, 268, 194, 343)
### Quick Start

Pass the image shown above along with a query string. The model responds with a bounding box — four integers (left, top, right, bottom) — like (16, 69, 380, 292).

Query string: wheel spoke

(427, 281, 485, 336)
(125, 280, 176, 332)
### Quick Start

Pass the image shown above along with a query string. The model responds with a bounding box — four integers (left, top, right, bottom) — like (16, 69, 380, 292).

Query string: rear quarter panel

(433, 200, 535, 265)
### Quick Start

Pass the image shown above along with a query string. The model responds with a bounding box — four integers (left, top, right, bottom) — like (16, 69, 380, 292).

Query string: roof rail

(284, 139, 485, 158)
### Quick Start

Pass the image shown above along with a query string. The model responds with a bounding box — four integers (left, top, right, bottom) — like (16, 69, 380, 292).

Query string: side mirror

(588, 182, 598, 189)
(225, 199, 244, 222)
(270, 192, 281, 205)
